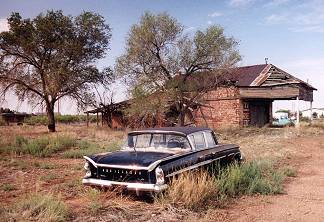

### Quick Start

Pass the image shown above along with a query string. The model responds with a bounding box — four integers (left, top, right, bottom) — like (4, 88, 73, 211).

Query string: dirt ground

(1, 124, 324, 221)
(225, 135, 324, 222)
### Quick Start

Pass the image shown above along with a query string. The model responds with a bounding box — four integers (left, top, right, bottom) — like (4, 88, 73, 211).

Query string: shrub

(1, 135, 77, 157)
(1, 183, 16, 191)
(21, 135, 76, 157)
(55, 115, 80, 124)
(0, 116, 6, 126)
(84, 188, 103, 214)
(217, 160, 285, 196)
(63, 141, 120, 159)
(24, 114, 98, 125)
(7, 193, 69, 222)
(160, 160, 287, 209)
(40, 174, 58, 182)
(282, 166, 297, 177)
(160, 170, 217, 210)
(24, 115, 48, 125)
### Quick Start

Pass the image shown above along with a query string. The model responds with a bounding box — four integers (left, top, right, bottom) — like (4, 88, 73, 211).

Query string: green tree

(0, 10, 112, 132)
(116, 12, 241, 126)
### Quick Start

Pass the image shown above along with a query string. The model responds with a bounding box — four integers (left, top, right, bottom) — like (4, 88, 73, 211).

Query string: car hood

(88, 151, 173, 168)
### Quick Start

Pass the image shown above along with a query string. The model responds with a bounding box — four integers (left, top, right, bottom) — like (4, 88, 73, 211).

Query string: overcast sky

(0, 0, 323, 114)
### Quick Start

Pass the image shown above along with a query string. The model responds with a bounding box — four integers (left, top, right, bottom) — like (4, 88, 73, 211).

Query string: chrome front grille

(97, 167, 149, 183)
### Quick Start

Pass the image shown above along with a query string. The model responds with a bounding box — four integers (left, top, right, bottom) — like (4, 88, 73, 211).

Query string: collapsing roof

(225, 64, 316, 89)
(86, 63, 316, 114)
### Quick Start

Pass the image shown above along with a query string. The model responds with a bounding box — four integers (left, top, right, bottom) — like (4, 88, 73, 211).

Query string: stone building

(194, 64, 316, 128)
(86, 64, 316, 129)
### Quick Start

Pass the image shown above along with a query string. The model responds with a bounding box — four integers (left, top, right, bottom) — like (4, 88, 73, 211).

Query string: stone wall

(194, 86, 243, 129)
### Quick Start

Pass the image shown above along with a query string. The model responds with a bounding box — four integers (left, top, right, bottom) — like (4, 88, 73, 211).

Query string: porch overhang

(239, 84, 315, 102)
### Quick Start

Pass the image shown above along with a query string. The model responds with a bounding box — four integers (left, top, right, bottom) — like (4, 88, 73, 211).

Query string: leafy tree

(116, 12, 241, 126)
(0, 10, 112, 132)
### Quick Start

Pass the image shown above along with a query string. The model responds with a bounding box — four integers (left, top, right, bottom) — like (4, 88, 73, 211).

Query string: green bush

(217, 160, 285, 196)
(0, 135, 77, 157)
(24, 115, 48, 125)
(63, 141, 120, 158)
(24, 114, 98, 125)
(55, 115, 80, 124)
(7, 193, 69, 222)
(161, 160, 288, 209)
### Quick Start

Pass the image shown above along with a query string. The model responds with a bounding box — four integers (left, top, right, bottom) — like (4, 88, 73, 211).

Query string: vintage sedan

(82, 127, 243, 193)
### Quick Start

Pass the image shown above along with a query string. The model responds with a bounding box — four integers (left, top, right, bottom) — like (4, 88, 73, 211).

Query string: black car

(82, 127, 243, 193)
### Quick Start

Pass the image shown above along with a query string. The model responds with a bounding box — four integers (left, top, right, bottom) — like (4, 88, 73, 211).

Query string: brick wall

(194, 86, 243, 129)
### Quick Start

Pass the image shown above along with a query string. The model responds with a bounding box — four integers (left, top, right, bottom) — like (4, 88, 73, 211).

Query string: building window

(244, 102, 249, 109)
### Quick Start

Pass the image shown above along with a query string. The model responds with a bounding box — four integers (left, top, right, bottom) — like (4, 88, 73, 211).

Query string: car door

(189, 130, 220, 165)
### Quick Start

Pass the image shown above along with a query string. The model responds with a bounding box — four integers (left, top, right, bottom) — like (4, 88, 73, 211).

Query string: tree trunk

(178, 110, 185, 126)
(46, 101, 56, 132)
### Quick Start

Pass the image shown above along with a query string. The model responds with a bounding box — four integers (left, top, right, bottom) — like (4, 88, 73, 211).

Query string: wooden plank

(239, 86, 299, 99)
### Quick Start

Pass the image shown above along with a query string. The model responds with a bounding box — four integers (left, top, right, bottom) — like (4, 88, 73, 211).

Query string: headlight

(155, 167, 165, 185)
(84, 161, 91, 178)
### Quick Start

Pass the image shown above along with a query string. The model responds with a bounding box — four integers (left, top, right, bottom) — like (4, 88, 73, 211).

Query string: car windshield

(123, 133, 191, 151)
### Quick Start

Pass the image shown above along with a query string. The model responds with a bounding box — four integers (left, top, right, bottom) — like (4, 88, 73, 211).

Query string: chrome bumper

(82, 178, 168, 192)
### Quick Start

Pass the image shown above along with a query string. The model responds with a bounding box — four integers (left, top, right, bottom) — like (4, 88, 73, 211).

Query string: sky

(0, 0, 323, 114)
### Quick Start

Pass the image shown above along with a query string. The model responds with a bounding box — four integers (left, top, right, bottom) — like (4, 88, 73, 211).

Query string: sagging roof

(225, 64, 316, 90)
(228, 64, 268, 86)
(129, 127, 211, 136)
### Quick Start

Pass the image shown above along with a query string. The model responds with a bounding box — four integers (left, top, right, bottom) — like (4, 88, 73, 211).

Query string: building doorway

(249, 100, 271, 127)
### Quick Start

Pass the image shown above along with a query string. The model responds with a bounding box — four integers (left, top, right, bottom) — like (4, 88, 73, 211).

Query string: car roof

(129, 127, 212, 136)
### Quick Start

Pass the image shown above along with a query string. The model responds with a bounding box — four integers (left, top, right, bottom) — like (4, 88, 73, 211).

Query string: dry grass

(1, 193, 69, 222)
(0, 122, 323, 221)
(217, 124, 324, 161)
(158, 170, 218, 210)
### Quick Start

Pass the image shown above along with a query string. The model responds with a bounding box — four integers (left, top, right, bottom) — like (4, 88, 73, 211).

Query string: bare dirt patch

(224, 135, 324, 222)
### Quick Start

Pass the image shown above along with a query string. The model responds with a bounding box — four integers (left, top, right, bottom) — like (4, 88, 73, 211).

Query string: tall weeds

(159, 160, 289, 210)
(160, 170, 217, 210)
(4, 193, 69, 222)
(0, 135, 77, 157)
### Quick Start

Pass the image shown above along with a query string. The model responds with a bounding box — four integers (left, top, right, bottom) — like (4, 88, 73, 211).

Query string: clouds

(0, 18, 9, 32)
(229, 0, 255, 8)
(208, 11, 223, 17)
(264, 0, 290, 7)
(264, 0, 324, 33)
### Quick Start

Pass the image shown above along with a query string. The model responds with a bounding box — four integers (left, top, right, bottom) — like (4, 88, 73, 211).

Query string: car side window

(205, 131, 217, 147)
(190, 132, 206, 150)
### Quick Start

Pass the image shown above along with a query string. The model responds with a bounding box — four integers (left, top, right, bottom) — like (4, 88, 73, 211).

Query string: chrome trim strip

(83, 156, 98, 168)
(146, 151, 194, 171)
(96, 163, 149, 170)
(165, 156, 226, 178)
(82, 178, 168, 192)
(84, 149, 241, 172)
(129, 130, 186, 136)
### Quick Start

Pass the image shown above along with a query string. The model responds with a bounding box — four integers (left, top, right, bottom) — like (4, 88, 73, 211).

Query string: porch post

(310, 101, 313, 124)
(296, 96, 300, 127)
(269, 101, 273, 125)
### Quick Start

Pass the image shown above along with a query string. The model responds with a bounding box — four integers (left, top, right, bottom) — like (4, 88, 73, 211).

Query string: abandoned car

(82, 127, 243, 192)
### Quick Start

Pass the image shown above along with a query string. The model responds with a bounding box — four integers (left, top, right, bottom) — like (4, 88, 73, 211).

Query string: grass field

(0, 121, 323, 221)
